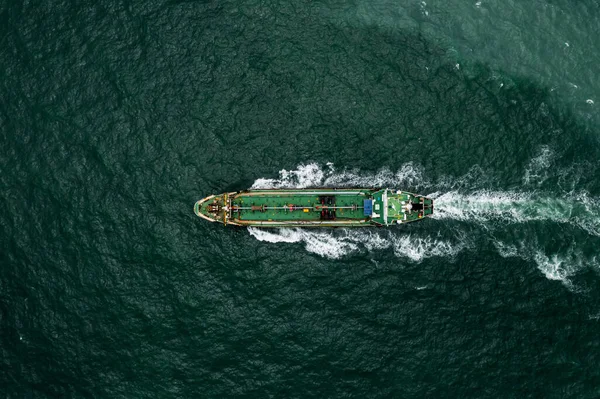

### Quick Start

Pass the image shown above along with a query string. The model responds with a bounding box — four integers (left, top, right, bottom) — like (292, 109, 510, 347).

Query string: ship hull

(194, 188, 433, 227)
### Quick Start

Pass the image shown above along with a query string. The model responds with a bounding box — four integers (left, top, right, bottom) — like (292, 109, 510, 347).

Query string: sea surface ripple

(1, 0, 600, 397)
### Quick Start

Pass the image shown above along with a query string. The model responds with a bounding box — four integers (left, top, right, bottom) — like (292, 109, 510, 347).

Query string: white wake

(248, 227, 467, 261)
(245, 155, 600, 288)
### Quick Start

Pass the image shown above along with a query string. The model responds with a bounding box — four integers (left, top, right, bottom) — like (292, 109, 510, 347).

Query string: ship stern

(381, 190, 434, 224)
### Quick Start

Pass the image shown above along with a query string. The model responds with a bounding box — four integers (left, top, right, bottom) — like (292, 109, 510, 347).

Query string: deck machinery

(194, 189, 433, 227)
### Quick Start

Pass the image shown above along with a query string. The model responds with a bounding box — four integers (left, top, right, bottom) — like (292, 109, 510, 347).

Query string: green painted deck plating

(194, 189, 433, 227)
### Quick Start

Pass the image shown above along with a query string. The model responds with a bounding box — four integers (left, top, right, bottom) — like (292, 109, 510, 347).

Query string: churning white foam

(247, 162, 600, 287)
(431, 191, 531, 223)
(523, 145, 554, 186)
(251, 162, 429, 190)
(251, 163, 330, 189)
(495, 240, 573, 281)
(573, 191, 600, 237)
(493, 240, 599, 288)
(389, 233, 468, 261)
(248, 227, 466, 261)
(249, 162, 459, 261)
(431, 190, 600, 236)
(247, 227, 358, 259)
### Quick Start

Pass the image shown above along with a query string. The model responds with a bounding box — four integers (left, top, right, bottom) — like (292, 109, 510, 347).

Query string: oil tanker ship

(194, 189, 433, 227)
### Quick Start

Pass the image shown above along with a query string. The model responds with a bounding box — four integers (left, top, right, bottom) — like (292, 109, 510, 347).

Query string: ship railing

(230, 206, 364, 210)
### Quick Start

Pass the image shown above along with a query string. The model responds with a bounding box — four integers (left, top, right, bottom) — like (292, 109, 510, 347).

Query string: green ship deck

(194, 189, 433, 227)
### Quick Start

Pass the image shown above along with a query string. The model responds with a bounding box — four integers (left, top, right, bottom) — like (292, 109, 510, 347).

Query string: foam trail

(251, 163, 328, 189)
(431, 191, 532, 222)
(494, 241, 570, 281)
(248, 227, 466, 261)
(494, 240, 599, 289)
(251, 162, 429, 190)
(432, 190, 600, 236)
(249, 162, 458, 261)
(248, 228, 358, 259)
(323, 162, 428, 190)
(246, 162, 600, 288)
(389, 233, 468, 261)
(523, 145, 554, 186)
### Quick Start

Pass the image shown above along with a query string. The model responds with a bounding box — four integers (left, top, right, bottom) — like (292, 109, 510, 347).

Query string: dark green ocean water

(2, 0, 600, 397)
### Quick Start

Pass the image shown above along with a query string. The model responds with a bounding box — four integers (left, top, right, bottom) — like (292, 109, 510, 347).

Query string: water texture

(1, 0, 600, 397)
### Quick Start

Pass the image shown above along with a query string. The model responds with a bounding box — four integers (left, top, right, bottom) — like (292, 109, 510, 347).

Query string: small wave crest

(523, 145, 554, 186)
(251, 163, 331, 189)
(494, 240, 599, 290)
